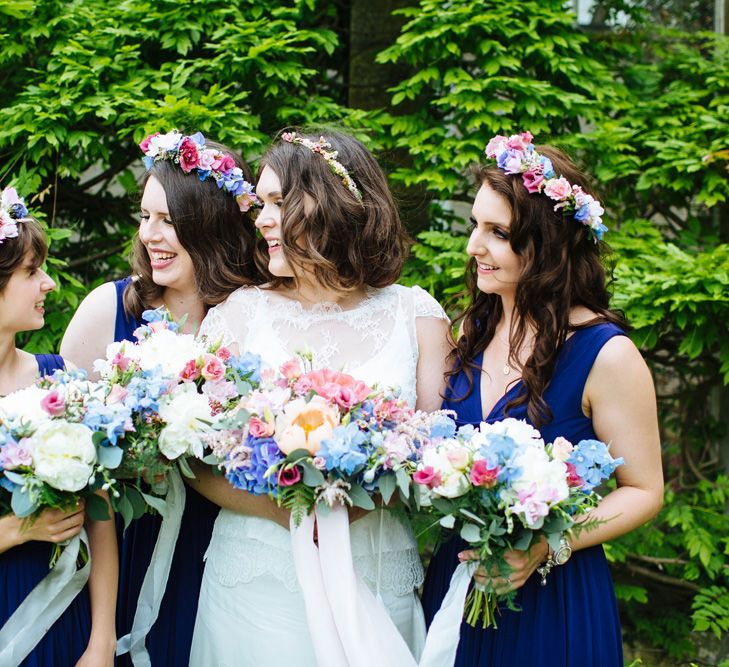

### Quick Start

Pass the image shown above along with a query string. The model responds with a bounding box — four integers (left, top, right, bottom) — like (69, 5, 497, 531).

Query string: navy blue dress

(0, 354, 93, 666)
(421, 324, 625, 667)
(113, 278, 220, 666)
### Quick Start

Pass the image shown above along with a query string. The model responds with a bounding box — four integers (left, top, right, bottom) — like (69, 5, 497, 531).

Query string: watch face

(555, 546, 571, 565)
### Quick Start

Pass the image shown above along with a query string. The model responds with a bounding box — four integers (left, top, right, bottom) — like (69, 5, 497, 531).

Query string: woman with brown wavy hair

(60, 131, 261, 667)
(421, 132, 664, 666)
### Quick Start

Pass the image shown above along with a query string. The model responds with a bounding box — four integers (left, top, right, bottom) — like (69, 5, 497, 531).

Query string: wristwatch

(536, 537, 572, 586)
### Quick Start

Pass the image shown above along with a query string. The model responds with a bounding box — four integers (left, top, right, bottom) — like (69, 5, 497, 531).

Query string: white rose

(0, 386, 52, 426)
(30, 421, 97, 492)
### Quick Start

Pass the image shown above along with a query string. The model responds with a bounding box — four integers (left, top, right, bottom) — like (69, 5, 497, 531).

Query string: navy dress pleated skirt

(421, 324, 625, 667)
(0, 354, 92, 666)
(112, 278, 219, 666)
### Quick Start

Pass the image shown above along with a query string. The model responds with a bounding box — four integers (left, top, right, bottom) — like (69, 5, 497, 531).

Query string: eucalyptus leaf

(97, 444, 123, 468)
(11, 487, 36, 518)
(87, 493, 112, 521)
(348, 484, 375, 510)
(378, 473, 396, 505)
(460, 522, 481, 544)
(141, 492, 168, 518)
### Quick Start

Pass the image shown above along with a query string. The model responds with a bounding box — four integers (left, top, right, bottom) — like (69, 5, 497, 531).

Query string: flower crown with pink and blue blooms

(485, 132, 607, 241)
(0, 187, 29, 245)
(139, 130, 258, 213)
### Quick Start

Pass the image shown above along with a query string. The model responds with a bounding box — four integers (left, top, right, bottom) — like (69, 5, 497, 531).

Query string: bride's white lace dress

(189, 284, 447, 666)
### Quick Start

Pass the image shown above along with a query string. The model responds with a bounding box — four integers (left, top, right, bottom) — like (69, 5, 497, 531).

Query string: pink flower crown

(281, 132, 363, 202)
(485, 132, 607, 241)
(139, 130, 258, 213)
(0, 187, 29, 245)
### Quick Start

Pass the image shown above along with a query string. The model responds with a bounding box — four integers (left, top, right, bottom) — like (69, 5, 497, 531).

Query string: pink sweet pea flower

(201, 354, 225, 382)
(522, 170, 544, 193)
(106, 384, 128, 405)
(413, 466, 442, 489)
(41, 390, 65, 416)
(565, 462, 584, 487)
(139, 132, 159, 154)
(302, 369, 372, 403)
(148, 321, 169, 333)
(278, 466, 302, 487)
(506, 131, 533, 151)
(551, 436, 574, 462)
(248, 415, 275, 438)
(202, 380, 237, 403)
(469, 460, 499, 488)
(0, 440, 33, 469)
(112, 351, 131, 372)
(544, 177, 572, 201)
(178, 137, 201, 173)
(280, 358, 303, 381)
(211, 154, 236, 173)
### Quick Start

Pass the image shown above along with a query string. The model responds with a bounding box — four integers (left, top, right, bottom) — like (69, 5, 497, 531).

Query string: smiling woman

(59, 130, 264, 667)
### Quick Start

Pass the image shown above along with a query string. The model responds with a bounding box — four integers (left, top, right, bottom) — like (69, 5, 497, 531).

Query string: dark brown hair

(256, 129, 410, 290)
(124, 141, 262, 319)
(449, 145, 628, 426)
(0, 218, 48, 292)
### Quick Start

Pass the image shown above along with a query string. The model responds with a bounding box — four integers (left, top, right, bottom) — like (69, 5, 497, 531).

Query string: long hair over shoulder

(448, 146, 628, 426)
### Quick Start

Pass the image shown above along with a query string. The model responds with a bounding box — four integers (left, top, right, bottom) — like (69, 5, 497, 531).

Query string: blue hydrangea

(318, 423, 367, 474)
(123, 371, 169, 413)
(83, 401, 132, 446)
(230, 352, 263, 384)
(568, 439, 624, 491)
(226, 436, 283, 495)
(430, 415, 457, 440)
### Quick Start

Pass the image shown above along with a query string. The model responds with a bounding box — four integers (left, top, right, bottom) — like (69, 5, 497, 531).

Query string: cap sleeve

(410, 285, 449, 321)
(198, 286, 260, 350)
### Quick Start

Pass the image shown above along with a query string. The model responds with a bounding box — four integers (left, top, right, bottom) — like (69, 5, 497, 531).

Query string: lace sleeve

(410, 285, 449, 321)
(198, 287, 259, 349)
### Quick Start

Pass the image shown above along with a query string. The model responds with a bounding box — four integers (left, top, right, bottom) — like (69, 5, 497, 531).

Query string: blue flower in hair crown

(139, 130, 258, 213)
(485, 132, 607, 241)
(0, 187, 29, 244)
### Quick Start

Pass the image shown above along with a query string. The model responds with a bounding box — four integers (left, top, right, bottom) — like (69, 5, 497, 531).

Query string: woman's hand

(75, 634, 116, 667)
(458, 539, 549, 593)
(0, 502, 85, 552)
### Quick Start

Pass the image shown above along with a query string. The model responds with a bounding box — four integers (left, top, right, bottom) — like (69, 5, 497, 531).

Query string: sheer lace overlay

(199, 284, 448, 594)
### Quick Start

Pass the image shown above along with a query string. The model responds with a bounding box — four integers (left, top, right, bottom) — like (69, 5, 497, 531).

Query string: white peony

(479, 418, 544, 447)
(30, 421, 97, 492)
(0, 386, 52, 426)
(157, 385, 213, 459)
(508, 447, 569, 505)
(135, 330, 206, 377)
(421, 444, 470, 499)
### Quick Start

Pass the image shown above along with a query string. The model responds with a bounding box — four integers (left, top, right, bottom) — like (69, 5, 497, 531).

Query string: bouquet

(208, 354, 448, 522)
(413, 417, 624, 627)
(0, 370, 122, 559)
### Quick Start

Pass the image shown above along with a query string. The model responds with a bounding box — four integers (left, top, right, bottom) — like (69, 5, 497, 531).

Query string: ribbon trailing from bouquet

(116, 469, 185, 667)
(290, 504, 475, 667)
(0, 528, 91, 667)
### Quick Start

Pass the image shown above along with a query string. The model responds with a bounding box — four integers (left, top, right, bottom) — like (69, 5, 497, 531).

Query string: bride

(188, 130, 451, 665)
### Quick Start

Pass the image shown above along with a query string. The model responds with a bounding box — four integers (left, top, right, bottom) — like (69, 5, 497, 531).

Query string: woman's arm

(415, 316, 453, 412)
(60, 282, 118, 378)
(76, 493, 118, 666)
(187, 462, 291, 529)
(0, 505, 85, 554)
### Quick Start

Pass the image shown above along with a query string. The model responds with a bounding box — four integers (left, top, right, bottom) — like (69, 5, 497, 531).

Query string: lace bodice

(200, 284, 447, 406)
(199, 284, 447, 595)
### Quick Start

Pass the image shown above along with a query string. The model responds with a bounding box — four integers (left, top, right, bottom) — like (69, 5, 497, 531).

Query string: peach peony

(276, 396, 340, 455)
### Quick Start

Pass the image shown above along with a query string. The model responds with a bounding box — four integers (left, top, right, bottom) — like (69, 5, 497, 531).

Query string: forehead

(141, 175, 169, 211)
(256, 165, 282, 195)
(472, 182, 511, 225)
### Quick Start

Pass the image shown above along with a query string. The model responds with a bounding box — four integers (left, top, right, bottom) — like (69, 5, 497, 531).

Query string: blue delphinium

(230, 353, 262, 384)
(318, 423, 367, 474)
(568, 439, 624, 492)
(83, 401, 132, 446)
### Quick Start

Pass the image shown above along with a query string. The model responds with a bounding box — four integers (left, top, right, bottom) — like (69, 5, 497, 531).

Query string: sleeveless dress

(421, 323, 625, 667)
(112, 278, 220, 667)
(189, 284, 448, 666)
(0, 354, 93, 667)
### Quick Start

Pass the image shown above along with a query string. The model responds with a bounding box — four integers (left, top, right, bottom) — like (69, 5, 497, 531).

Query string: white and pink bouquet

(413, 417, 623, 627)
(209, 354, 444, 522)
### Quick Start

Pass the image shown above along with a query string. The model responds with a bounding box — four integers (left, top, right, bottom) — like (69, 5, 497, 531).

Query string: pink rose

(215, 346, 231, 362)
(106, 384, 128, 404)
(278, 466, 302, 487)
(522, 170, 544, 193)
(413, 466, 442, 489)
(249, 416, 275, 438)
(543, 177, 572, 201)
(565, 462, 584, 488)
(469, 460, 499, 488)
(180, 359, 200, 382)
(41, 390, 65, 416)
(201, 354, 225, 382)
(211, 154, 235, 173)
(280, 358, 303, 381)
(139, 132, 159, 154)
(178, 137, 201, 173)
(0, 441, 33, 470)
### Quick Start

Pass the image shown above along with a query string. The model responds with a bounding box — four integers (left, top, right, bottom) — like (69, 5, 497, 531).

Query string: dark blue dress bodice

(421, 323, 626, 667)
(0, 354, 92, 666)
(113, 277, 219, 667)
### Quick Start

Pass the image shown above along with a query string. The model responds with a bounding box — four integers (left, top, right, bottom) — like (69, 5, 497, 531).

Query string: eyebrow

(470, 216, 510, 228)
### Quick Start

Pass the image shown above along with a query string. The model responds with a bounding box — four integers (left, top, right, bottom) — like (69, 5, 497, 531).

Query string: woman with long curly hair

(421, 132, 664, 666)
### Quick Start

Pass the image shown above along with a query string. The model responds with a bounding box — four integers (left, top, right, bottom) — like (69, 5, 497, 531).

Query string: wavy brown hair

(124, 141, 262, 319)
(0, 218, 48, 292)
(448, 145, 628, 426)
(256, 129, 410, 290)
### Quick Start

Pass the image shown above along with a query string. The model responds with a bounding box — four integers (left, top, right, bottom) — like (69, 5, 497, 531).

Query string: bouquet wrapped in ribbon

(413, 417, 624, 628)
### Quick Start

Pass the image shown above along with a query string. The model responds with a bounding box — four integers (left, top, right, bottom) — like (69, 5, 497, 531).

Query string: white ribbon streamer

(0, 528, 91, 667)
(290, 505, 475, 667)
(116, 469, 185, 666)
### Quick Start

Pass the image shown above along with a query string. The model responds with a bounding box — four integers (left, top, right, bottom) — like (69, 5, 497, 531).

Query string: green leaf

(460, 522, 481, 543)
(348, 484, 375, 510)
(377, 472, 397, 505)
(97, 445, 123, 469)
(86, 493, 112, 521)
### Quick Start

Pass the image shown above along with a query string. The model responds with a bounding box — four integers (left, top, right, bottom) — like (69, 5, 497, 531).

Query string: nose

(139, 218, 162, 244)
(254, 203, 277, 232)
(40, 269, 56, 293)
(466, 228, 485, 257)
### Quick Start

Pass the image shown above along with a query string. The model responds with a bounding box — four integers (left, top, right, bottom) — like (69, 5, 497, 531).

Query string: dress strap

(114, 277, 139, 342)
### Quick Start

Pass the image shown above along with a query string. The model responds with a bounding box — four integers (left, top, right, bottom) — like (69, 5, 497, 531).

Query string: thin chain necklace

(495, 329, 513, 376)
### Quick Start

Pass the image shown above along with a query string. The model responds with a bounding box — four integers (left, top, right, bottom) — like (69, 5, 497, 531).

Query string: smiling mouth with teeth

(150, 252, 176, 261)
(478, 263, 498, 270)
(267, 240, 281, 248)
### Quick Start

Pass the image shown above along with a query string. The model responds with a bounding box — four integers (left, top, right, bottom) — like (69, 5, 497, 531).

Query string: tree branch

(624, 562, 701, 592)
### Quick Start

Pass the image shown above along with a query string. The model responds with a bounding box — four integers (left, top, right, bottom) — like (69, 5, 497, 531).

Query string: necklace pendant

(503, 365, 511, 375)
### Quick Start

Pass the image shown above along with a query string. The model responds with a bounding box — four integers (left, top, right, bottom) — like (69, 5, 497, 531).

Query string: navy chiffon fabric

(421, 324, 625, 667)
(0, 354, 92, 666)
(113, 278, 219, 666)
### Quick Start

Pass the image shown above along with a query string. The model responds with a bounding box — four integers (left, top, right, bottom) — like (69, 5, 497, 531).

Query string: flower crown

(484, 132, 607, 241)
(0, 187, 29, 245)
(139, 130, 258, 213)
(280, 132, 362, 201)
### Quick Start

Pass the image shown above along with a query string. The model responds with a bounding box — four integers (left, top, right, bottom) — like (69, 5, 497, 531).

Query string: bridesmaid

(60, 131, 261, 666)
(421, 133, 664, 666)
(0, 187, 117, 666)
